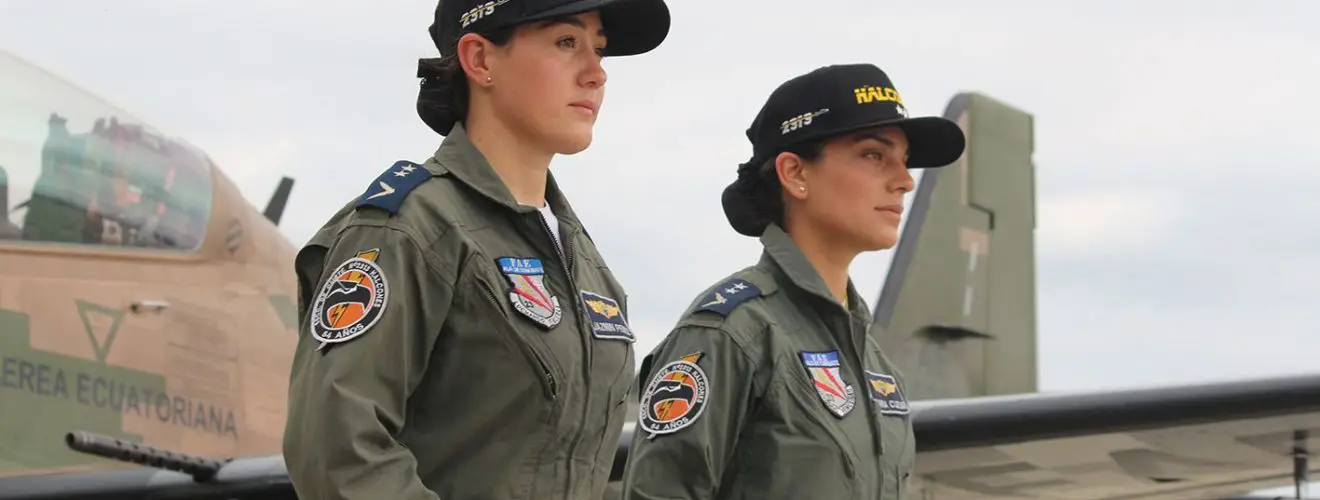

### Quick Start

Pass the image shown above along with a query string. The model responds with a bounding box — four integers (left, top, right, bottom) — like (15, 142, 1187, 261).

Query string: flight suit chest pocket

(576, 265, 634, 405)
(780, 353, 862, 480)
(469, 266, 564, 403)
(863, 361, 915, 498)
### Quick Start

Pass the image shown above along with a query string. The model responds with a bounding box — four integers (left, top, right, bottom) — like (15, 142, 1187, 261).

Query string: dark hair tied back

(720, 139, 827, 237)
(416, 56, 468, 136)
(414, 27, 516, 136)
(722, 155, 782, 237)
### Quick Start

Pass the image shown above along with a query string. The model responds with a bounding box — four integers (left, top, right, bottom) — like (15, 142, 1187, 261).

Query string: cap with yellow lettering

(743, 63, 965, 170)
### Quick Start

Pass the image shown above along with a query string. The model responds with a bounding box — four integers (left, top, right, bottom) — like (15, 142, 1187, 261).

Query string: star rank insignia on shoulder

(355, 160, 433, 215)
(693, 277, 761, 317)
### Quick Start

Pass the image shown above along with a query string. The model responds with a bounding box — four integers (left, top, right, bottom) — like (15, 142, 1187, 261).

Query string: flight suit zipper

(477, 279, 558, 400)
(842, 312, 885, 496)
(532, 212, 592, 499)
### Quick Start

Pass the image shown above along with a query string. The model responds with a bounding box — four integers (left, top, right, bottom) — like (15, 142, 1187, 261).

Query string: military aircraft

(1, 49, 1319, 500)
(0, 49, 300, 478)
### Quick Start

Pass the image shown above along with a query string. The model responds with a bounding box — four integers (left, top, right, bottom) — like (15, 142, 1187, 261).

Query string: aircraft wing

(903, 372, 1320, 499)
(3, 373, 1319, 500)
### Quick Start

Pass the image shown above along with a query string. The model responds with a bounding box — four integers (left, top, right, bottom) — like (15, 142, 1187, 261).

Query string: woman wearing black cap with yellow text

(282, 0, 670, 499)
(621, 63, 966, 500)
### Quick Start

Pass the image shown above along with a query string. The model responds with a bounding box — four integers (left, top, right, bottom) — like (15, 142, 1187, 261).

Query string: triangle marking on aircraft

(76, 299, 125, 364)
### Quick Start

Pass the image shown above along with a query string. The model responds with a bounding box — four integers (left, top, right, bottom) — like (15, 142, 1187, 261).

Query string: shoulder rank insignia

(355, 160, 433, 215)
(694, 278, 761, 316)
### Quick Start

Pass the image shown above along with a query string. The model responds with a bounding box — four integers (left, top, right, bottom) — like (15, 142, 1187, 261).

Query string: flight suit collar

(429, 123, 584, 229)
(758, 223, 867, 317)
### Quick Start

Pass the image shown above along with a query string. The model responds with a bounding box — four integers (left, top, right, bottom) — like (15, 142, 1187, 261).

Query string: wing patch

(580, 290, 633, 342)
(694, 278, 761, 316)
(355, 160, 432, 215)
(638, 352, 707, 438)
(309, 250, 388, 348)
(865, 371, 910, 415)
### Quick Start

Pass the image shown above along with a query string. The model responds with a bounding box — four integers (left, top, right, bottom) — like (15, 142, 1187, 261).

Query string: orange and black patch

(309, 250, 389, 347)
(638, 352, 707, 439)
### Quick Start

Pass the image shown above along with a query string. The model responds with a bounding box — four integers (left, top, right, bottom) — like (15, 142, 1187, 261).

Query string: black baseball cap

(721, 63, 967, 237)
(429, 0, 670, 57)
(744, 63, 965, 170)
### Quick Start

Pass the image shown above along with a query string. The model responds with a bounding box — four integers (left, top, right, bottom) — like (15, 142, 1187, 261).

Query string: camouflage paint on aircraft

(0, 307, 238, 474)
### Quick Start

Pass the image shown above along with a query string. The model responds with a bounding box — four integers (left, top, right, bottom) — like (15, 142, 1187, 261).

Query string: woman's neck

(785, 220, 856, 306)
(464, 111, 553, 207)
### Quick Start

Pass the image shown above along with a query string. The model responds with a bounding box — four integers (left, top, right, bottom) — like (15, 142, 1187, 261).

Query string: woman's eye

(557, 36, 576, 49)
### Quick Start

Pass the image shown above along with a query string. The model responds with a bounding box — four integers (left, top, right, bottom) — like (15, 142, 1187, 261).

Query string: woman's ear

(456, 33, 496, 88)
(775, 151, 809, 201)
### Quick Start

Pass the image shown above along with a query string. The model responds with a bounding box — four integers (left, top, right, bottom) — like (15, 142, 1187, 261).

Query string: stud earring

(486, 76, 492, 83)
(798, 186, 806, 192)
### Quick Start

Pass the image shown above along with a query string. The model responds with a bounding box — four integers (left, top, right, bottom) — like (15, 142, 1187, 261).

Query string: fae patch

(799, 351, 856, 418)
(497, 257, 562, 330)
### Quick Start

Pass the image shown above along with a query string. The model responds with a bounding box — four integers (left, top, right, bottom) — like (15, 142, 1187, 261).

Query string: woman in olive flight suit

(621, 63, 967, 500)
(281, 0, 669, 499)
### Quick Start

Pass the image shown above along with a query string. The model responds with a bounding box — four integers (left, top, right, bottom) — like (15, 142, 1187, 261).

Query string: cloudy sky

(3, 2, 1318, 391)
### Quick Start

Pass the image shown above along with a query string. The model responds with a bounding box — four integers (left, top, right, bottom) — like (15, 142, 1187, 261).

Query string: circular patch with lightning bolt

(309, 257, 389, 344)
(638, 359, 709, 438)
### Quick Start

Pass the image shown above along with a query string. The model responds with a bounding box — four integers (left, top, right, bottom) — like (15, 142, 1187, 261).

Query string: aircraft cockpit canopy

(0, 51, 213, 252)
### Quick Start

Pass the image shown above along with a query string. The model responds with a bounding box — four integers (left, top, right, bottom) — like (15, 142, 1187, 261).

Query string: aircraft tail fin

(263, 176, 294, 226)
(870, 92, 1038, 401)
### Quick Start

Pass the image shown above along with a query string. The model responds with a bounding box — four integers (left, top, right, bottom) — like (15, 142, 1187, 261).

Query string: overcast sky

(2, 1, 1318, 389)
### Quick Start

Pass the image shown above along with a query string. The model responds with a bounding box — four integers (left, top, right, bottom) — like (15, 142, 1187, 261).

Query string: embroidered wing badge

(865, 371, 910, 415)
(580, 290, 633, 342)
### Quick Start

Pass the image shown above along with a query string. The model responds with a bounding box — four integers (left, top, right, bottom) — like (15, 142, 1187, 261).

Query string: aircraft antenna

(64, 430, 231, 482)
(1295, 429, 1310, 499)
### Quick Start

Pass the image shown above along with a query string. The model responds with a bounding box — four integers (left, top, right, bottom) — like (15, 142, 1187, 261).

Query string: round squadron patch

(638, 359, 709, 438)
(309, 257, 389, 345)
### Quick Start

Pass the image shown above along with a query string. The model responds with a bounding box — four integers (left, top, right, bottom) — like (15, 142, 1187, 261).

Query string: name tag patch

(865, 371, 910, 415)
(580, 290, 633, 342)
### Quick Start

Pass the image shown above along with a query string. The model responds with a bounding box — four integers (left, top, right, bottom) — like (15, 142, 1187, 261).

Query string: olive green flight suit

(283, 123, 637, 500)
(621, 223, 915, 500)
